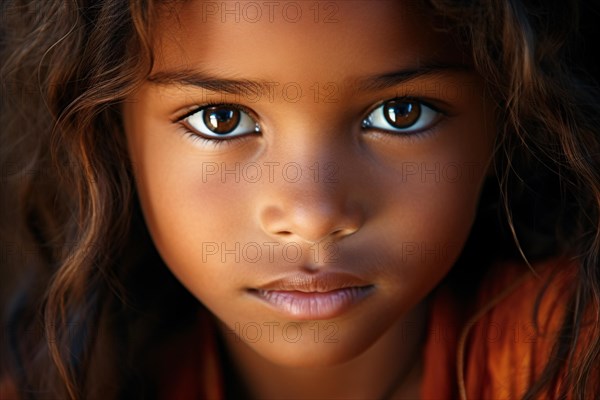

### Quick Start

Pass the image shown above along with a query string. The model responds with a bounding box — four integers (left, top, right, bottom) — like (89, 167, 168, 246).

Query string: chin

(241, 326, 384, 368)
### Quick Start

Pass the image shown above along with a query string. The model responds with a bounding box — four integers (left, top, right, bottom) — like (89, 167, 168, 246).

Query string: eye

(362, 98, 441, 134)
(183, 104, 260, 139)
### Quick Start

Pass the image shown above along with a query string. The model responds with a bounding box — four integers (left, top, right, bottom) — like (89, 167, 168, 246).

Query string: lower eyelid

(364, 113, 446, 142)
(176, 123, 260, 151)
(177, 126, 242, 148)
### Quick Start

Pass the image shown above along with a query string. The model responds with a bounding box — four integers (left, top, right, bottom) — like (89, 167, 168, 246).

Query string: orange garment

(421, 256, 594, 399)
(162, 256, 595, 399)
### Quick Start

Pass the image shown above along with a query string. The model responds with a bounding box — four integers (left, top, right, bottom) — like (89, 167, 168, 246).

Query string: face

(123, 0, 496, 366)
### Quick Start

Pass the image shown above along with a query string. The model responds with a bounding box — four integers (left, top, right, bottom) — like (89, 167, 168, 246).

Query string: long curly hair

(1, 0, 599, 398)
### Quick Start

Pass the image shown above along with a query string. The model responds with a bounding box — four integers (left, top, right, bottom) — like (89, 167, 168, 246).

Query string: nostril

(277, 231, 293, 236)
(332, 227, 355, 238)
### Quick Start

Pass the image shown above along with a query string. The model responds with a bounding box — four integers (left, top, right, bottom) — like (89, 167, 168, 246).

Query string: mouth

(247, 271, 375, 320)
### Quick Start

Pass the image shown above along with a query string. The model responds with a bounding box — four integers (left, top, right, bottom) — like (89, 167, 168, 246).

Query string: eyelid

(361, 97, 447, 137)
(174, 101, 262, 147)
(363, 96, 448, 119)
(173, 101, 260, 123)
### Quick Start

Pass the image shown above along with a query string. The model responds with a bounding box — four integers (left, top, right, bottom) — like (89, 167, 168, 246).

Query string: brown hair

(1, 0, 599, 398)
(428, 0, 600, 397)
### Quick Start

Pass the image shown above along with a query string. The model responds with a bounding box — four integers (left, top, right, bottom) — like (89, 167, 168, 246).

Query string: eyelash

(362, 98, 446, 142)
(174, 98, 447, 147)
(175, 101, 258, 149)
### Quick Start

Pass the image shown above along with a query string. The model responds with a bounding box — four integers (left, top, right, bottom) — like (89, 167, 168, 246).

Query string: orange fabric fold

(421, 256, 595, 399)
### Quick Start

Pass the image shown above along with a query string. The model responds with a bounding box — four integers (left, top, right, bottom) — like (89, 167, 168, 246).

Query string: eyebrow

(147, 70, 273, 96)
(146, 62, 471, 95)
(356, 62, 471, 92)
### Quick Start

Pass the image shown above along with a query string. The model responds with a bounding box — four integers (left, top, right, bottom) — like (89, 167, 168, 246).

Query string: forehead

(151, 0, 467, 81)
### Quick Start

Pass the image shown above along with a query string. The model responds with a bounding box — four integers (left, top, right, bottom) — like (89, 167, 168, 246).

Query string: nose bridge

(256, 124, 365, 244)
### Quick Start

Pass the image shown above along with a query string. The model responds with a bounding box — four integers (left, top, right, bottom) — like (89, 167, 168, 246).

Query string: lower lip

(248, 286, 375, 320)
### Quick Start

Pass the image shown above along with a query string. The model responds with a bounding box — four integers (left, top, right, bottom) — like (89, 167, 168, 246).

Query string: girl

(1, 0, 599, 399)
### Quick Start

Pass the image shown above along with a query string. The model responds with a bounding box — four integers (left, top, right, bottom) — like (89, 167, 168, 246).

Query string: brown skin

(123, 1, 496, 398)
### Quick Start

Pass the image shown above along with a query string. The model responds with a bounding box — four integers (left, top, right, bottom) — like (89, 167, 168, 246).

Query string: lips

(247, 272, 375, 320)
(253, 271, 372, 292)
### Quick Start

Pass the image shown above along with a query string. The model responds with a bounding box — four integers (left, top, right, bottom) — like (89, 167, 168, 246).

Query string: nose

(258, 164, 365, 244)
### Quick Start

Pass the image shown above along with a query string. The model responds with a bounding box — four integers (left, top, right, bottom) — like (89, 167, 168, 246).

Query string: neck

(217, 300, 429, 400)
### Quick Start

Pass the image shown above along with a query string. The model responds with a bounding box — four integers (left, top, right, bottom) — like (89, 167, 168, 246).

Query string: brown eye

(383, 100, 420, 129)
(362, 98, 440, 134)
(184, 104, 260, 139)
(203, 106, 241, 134)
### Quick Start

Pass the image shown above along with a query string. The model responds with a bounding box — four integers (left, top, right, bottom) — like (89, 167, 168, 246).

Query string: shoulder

(460, 255, 583, 399)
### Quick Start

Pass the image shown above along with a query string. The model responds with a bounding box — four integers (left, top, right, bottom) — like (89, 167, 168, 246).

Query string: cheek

(123, 100, 249, 300)
(134, 164, 253, 314)
(371, 177, 481, 297)
(369, 113, 494, 291)
(403, 178, 480, 263)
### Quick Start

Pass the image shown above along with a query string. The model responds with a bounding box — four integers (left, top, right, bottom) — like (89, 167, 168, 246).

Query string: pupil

(384, 100, 420, 129)
(204, 106, 241, 134)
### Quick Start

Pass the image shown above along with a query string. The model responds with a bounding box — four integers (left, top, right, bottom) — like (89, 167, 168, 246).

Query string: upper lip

(252, 271, 372, 293)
